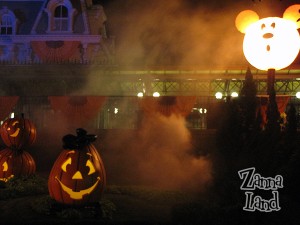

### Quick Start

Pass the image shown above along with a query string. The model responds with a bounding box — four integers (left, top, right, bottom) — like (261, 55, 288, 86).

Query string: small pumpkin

(0, 114, 37, 150)
(0, 148, 36, 182)
(48, 128, 106, 205)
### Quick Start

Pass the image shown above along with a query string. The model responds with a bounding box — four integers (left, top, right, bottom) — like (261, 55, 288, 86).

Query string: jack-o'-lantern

(0, 114, 37, 150)
(0, 148, 36, 182)
(48, 128, 106, 205)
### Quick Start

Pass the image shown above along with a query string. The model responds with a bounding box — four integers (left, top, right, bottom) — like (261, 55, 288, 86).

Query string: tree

(265, 89, 280, 135)
(286, 103, 297, 137)
(239, 67, 258, 134)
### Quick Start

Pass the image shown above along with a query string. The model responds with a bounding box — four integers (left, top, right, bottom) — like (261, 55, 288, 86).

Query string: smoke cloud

(104, 0, 251, 68)
(102, 113, 212, 192)
(103, 0, 297, 68)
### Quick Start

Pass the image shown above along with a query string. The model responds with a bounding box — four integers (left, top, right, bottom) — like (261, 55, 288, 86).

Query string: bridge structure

(1, 64, 300, 130)
(1, 64, 300, 97)
(105, 68, 300, 97)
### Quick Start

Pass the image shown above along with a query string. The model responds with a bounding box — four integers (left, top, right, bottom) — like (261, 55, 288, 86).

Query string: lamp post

(236, 5, 300, 130)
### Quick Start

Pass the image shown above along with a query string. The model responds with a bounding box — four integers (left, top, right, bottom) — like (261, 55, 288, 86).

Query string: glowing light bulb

(153, 92, 160, 97)
(215, 92, 223, 99)
(114, 108, 118, 114)
(231, 92, 239, 98)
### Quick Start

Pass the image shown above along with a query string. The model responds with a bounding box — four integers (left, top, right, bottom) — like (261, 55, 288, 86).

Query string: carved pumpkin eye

(2, 162, 8, 172)
(61, 155, 95, 176)
(86, 159, 96, 175)
(7, 121, 19, 130)
(61, 157, 72, 172)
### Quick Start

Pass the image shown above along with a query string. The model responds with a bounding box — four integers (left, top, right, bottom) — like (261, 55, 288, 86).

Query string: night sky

(91, 0, 300, 68)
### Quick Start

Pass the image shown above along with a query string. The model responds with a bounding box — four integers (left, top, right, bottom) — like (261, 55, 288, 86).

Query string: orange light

(235, 10, 259, 33)
(243, 17, 300, 71)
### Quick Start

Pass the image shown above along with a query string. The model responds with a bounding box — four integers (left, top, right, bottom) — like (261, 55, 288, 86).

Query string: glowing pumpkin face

(236, 5, 300, 71)
(48, 144, 106, 205)
(0, 148, 36, 182)
(0, 115, 37, 150)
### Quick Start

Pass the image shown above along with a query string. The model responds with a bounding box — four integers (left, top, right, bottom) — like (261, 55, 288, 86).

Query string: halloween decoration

(0, 114, 37, 150)
(48, 128, 106, 205)
(48, 96, 106, 128)
(236, 5, 300, 71)
(31, 41, 81, 62)
(0, 148, 36, 182)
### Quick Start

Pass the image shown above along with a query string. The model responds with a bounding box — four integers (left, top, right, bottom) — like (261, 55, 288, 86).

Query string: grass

(105, 185, 195, 205)
(0, 174, 48, 200)
(0, 175, 198, 224)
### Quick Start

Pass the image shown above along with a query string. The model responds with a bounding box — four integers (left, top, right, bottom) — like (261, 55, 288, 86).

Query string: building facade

(0, 0, 299, 130)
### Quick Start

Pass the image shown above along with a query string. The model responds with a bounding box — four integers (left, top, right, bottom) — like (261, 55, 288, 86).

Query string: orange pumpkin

(0, 148, 36, 182)
(0, 114, 37, 150)
(48, 129, 106, 205)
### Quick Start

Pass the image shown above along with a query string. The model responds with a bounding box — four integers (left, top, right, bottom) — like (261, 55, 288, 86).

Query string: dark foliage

(0, 174, 48, 199)
(31, 196, 116, 220)
(212, 68, 300, 211)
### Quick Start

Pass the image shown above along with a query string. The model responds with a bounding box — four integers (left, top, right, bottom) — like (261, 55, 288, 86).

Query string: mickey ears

(236, 4, 300, 33)
(283, 4, 300, 29)
(235, 10, 259, 33)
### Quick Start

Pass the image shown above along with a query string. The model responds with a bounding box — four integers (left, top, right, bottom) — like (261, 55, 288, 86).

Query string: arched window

(54, 5, 68, 31)
(46, 0, 76, 33)
(0, 7, 16, 35)
(0, 14, 13, 34)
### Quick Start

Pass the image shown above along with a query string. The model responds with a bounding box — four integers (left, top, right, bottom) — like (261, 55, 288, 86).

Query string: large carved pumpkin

(0, 114, 37, 150)
(0, 148, 36, 182)
(48, 129, 106, 205)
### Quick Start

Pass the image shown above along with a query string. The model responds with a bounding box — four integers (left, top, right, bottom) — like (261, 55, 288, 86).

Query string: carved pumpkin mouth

(9, 128, 20, 137)
(7, 121, 20, 137)
(0, 174, 14, 182)
(55, 176, 100, 200)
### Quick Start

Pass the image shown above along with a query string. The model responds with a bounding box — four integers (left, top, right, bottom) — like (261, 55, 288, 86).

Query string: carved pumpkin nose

(72, 171, 83, 180)
(263, 33, 273, 39)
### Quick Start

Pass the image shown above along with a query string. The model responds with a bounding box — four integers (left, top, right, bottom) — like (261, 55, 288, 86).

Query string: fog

(102, 113, 212, 191)
(16, 0, 300, 192)
(102, 0, 297, 68)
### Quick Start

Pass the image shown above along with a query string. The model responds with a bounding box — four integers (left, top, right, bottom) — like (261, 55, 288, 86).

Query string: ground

(0, 175, 196, 225)
(1, 174, 300, 225)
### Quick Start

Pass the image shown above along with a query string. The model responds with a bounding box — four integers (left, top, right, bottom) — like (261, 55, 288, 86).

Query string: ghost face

(243, 17, 300, 70)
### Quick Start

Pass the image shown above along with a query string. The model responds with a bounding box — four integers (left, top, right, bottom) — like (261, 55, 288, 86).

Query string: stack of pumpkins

(0, 114, 36, 182)
(0, 113, 106, 206)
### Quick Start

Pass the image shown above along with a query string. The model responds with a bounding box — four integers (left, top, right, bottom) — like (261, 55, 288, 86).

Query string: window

(0, 7, 16, 35)
(54, 5, 68, 31)
(0, 14, 13, 34)
(46, 0, 76, 33)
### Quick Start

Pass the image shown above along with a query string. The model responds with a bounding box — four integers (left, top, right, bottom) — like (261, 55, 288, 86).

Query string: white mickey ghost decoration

(236, 5, 300, 71)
